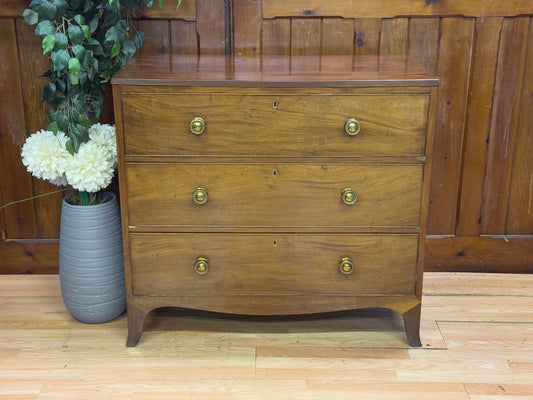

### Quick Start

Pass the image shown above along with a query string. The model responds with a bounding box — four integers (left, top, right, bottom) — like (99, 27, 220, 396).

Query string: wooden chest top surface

(112, 54, 440, 87)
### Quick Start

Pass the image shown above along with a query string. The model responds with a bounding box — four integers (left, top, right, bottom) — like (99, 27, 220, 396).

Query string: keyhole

(273, 100, 278, 109)
(273, 169, 278, 177)
(273, 240, 277, 246)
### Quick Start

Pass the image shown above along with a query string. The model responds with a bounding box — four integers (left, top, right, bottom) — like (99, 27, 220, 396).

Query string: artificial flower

(65, 140, 115, 193)
(88, 123, 117, 167)
(21, 130, 69, 185)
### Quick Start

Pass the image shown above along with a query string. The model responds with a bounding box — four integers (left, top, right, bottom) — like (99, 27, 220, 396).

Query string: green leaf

(83, 50, 98, 80)
(68, 57, 81, 75)
(69, 106, 80, 124)
(35, 20, 54, 36)
(88, 15, 99, 33)
(22, 9, 39, 25)
(42, 34, 55, 54)
(83, 0, 97, 15)
(72, 124, 89, 143)
(109, 59, 122, 76)
(65, 81, 81, 98)
(81, 25, 91, 40)
(36, 0, 57, 20)
(54, 32, 68, 50)
(79, 71, 88, 91)
(56, 112, 69, 131)
(85, 38, 104, 56)
(104, 26, 119, 43)
(159, 0, 164, 7)
(78, 114, 93, 128)
(51, 49, 70, 73)
(56, 78, 66, 94)
(47, 93, 67, 108)
(68, 72, 79, 85)
(73, 14, 85, 25)
(111, 42, 121, 58)
(71, 45, 86, 62)
(48, 121, 58, 135)
(102, 10, 121, 28)
(54, 0, 68, 17)
(122, 38, 136, 59)
(65, 138, 76, 155)
(134, 30, 145, 48)
(100, 70, 111, 83)
(67, 25, 84, 45)
(43, 82, 56, 101)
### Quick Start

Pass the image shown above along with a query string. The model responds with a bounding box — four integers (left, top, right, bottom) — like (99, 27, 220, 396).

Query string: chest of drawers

(112, 55, 439, 347)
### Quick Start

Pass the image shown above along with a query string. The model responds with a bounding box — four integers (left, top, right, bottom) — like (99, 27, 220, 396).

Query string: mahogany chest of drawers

(112, 55, 439, 347)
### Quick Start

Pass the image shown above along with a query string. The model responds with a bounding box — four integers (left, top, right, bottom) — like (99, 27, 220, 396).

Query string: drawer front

(126, 163, 423, 228)
(121, 93, 428, 157)
(130, 233, 418, 296)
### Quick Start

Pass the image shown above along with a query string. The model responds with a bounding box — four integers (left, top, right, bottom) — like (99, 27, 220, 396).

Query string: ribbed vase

(59, 192, 126, 323)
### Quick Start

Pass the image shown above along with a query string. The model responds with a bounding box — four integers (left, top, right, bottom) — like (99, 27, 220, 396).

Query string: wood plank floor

(1, 273, 532, 399)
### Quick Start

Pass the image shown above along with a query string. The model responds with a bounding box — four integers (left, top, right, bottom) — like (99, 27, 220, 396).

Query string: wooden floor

(1, 273, 533, 399)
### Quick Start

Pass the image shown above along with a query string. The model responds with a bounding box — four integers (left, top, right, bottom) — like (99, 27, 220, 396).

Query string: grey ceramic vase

(59, 192, 126, 323)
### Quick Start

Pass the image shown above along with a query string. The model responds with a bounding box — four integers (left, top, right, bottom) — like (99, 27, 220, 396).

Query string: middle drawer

(126, 163, 423, 228)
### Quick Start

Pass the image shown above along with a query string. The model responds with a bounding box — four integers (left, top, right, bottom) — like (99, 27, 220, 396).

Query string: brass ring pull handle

(194, 257, 209, 274)
(342, 188, 357, 205)
(190, 117, 206, 135)
(339, 257, 354, 275)
(344, 118, 361, 136)
(193, 187, 208, 205)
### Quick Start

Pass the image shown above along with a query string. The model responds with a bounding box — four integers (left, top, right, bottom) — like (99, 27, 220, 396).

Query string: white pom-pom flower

(21, 130, 69, 186)
(21, 124, 118, 195)
(88, 123, 117, 167)
(65, 140, 115, 193)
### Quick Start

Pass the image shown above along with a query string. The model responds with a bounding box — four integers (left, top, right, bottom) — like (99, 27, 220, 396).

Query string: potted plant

(20, 0, 169, 323)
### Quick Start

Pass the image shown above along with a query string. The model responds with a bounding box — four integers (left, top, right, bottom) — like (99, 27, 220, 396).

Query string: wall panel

(426, 18, 475, 235)
(262, 0, 531, 18)
(322, 18, 355, 56)
(354, 19, 381, 55)
(507, 19, 533, 234)
(137, 20, 171, 55)
(380, 18, 409, 55)
(171, 20, 199, 55)
(407, 18, 440, 73)
(16, 19, 63, 238)
(261, 19, 291, 55)
(233, 0, 262, 56)
(196, 0, 226, 55)
(480, 17, 530, 235)
(455, 17, 502, 236)
(0, 19, 37, 241)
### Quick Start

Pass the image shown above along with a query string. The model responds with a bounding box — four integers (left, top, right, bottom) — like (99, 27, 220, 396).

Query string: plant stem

(0, 188, 70, 212)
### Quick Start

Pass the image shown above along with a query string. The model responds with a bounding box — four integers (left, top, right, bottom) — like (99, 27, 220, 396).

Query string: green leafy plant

(22, 0, 169, 155)
(20, 0, 183, 205)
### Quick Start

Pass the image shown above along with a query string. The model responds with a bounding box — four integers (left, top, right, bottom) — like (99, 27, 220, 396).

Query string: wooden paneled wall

(1, 0, 532, 273)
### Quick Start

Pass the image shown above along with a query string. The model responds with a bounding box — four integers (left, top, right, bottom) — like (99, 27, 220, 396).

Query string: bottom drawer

(129, 234, 419, 296)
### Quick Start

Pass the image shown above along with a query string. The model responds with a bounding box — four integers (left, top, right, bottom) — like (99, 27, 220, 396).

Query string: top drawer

(120, 92, 429, 157)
